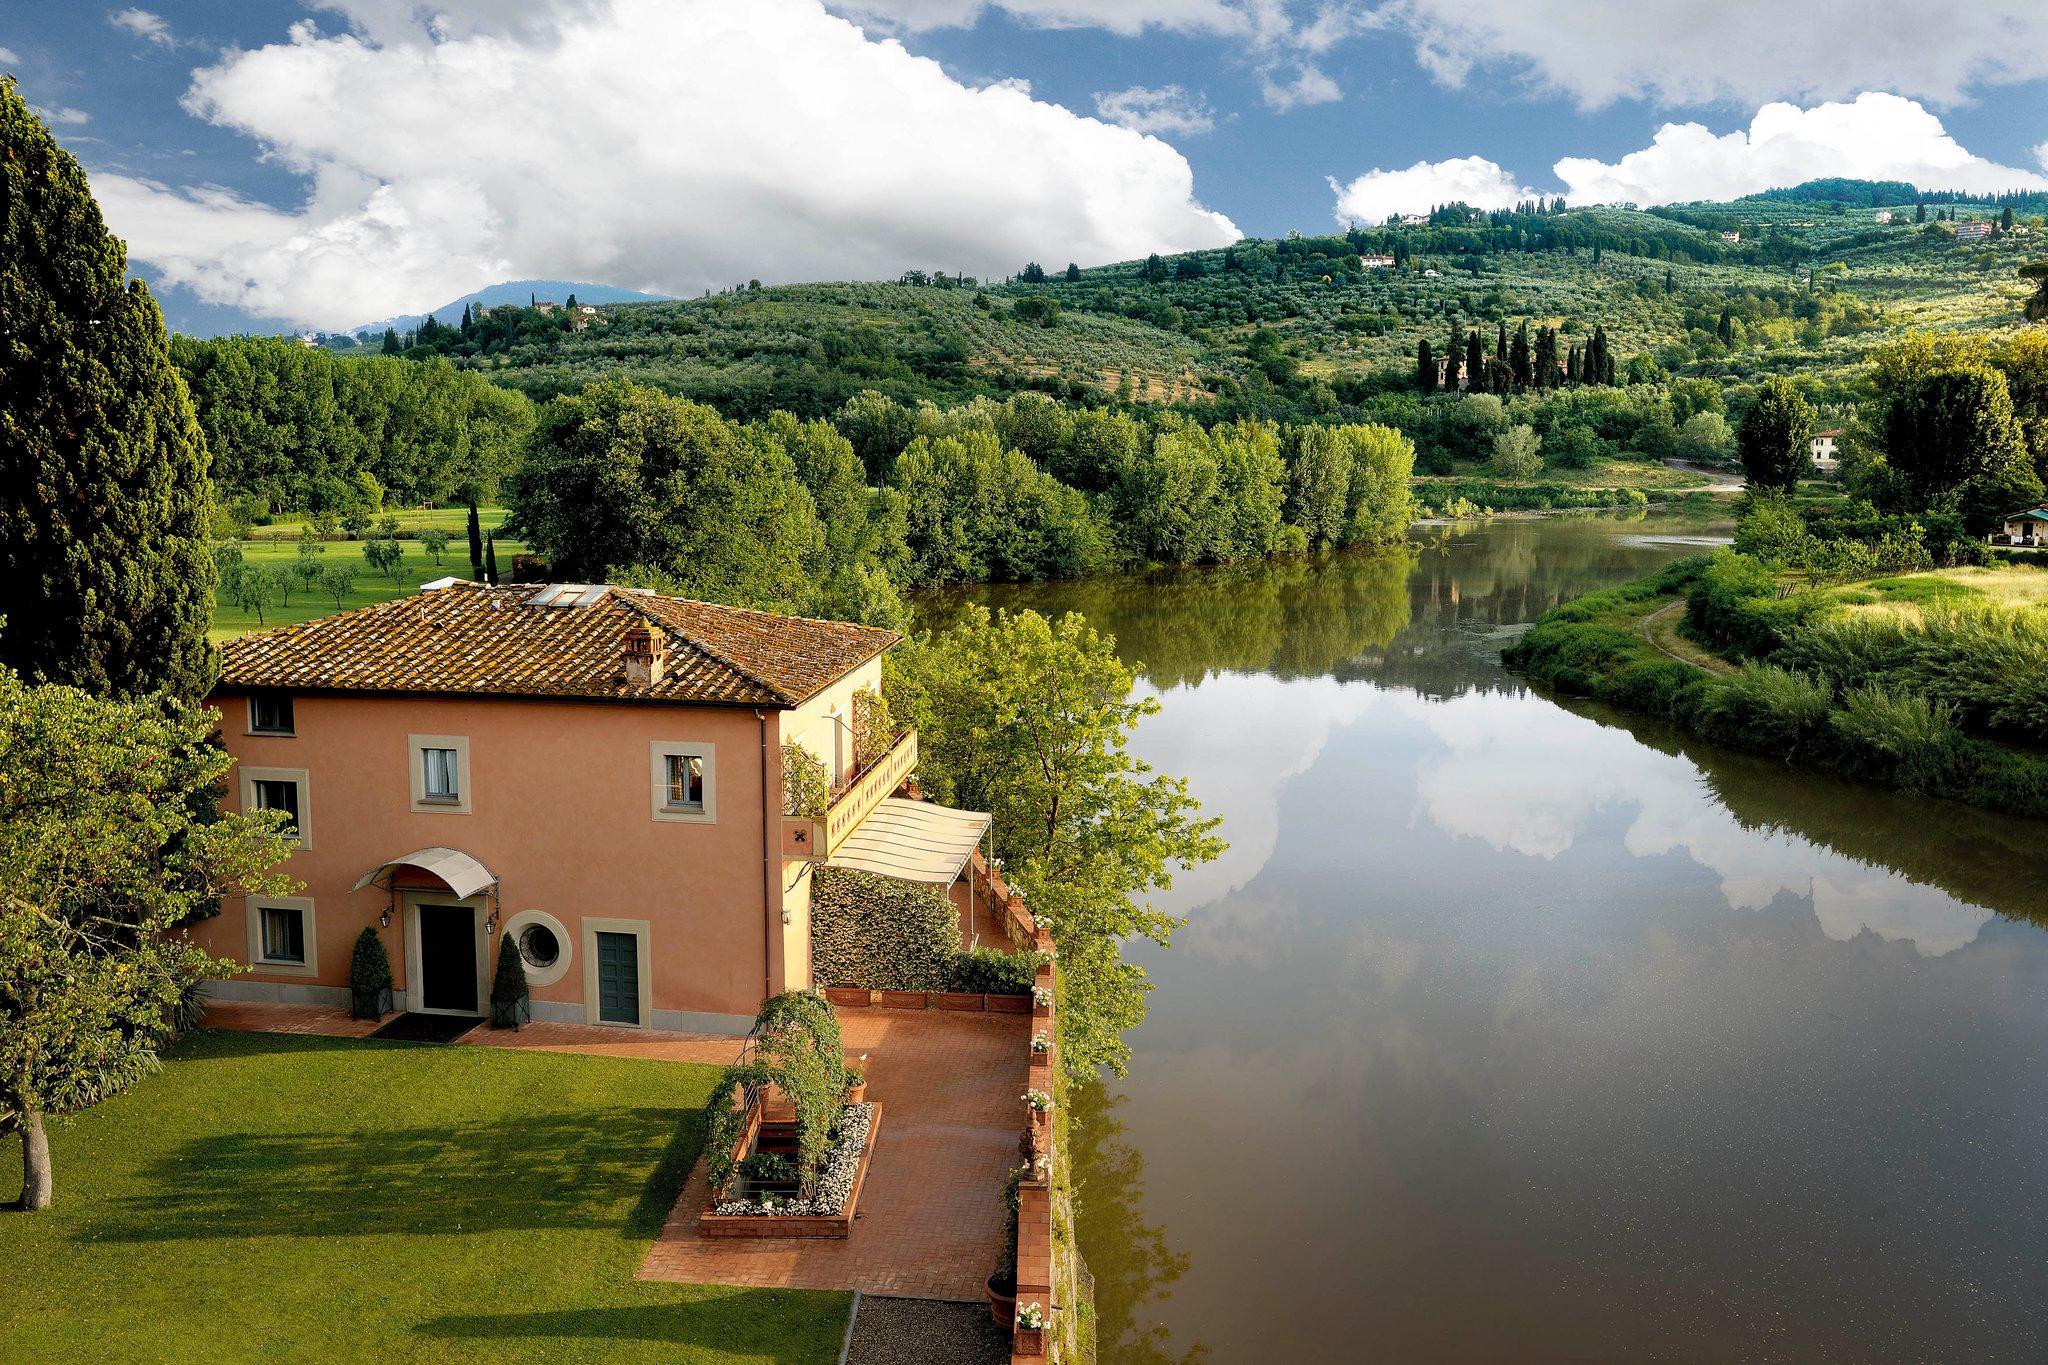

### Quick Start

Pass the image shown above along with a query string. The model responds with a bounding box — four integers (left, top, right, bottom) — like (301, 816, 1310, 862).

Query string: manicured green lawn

(0, 1031, 847, 1363)
(252, 506, 515, 539)
(211, 532, 530, 640)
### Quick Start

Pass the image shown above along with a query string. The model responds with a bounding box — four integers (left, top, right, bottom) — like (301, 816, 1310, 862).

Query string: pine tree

(484, 532, 500, 586)
(381, 328, 400, 354)
(1418, 338, 1436, 394)
(0, 81, 215, 699)
(467, 500, 484, 577)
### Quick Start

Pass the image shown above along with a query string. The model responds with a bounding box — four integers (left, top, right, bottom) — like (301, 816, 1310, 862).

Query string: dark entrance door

(595, 930, 641, 1025)
(418, 904, 478, 1013)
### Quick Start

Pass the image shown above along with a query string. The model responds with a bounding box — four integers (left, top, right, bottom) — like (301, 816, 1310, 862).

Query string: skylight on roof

(529, 584, 607, 607)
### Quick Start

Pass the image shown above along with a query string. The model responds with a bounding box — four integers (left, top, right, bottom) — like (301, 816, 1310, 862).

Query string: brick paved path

(640, 1008, 1028, 1301)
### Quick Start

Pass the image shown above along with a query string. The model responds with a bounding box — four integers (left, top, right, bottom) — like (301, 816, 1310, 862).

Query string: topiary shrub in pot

(349, 927, 394, 1020)
(489, 931, 530, 1029)
(987, 1162, 1023, 1325)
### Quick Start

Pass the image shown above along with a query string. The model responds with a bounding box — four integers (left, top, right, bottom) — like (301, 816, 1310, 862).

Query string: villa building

(197, 580, 983, 1033)
(1810, 428, 1844, 472)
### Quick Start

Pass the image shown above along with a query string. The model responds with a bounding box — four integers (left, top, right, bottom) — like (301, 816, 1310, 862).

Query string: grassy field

(212, 517, 528, 640)
(247, 506, 515, 540)
(1818, 563, 2048, 622)
(0, 1030, 847, 1363)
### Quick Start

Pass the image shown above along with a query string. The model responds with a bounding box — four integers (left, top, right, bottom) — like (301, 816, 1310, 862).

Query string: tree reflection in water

(1067, 1080, 1207, 1365)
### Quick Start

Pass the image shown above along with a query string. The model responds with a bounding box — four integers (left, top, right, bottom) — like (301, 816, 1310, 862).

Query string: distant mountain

(353, 280, 671, 337)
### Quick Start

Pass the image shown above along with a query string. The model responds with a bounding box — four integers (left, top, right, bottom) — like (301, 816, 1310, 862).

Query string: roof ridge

(221, 582, 465, 651)
(609, 589, 796, 705)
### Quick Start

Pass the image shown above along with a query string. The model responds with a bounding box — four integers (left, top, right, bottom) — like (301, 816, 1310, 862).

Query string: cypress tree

(467, 500, 484, 576)
(1418, 338, 1437, 394)
(0, 80, 214, 699)
(484, 532, 499, 586)
(1465, 330, 1484, 387)
(1495, 321, 1508, 365)
(1534, 327, 1558, 389)
(1443, 325, 1461, 390)
(1509, 321, 1531, 389)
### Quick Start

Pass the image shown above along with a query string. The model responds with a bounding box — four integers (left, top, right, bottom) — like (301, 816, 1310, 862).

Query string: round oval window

(518, 923, 561, 971)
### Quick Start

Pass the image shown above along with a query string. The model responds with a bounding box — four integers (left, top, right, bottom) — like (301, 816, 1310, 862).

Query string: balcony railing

(822, 729, 918, 857)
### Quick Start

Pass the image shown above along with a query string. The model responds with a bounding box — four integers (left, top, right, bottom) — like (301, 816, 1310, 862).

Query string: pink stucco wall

(197, 670, 883, 1027)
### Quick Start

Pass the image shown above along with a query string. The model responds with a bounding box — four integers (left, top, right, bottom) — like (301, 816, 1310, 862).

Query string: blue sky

(7, 1, 2048, 333)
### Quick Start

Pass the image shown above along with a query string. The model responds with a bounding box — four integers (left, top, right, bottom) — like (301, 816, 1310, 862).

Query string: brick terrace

(641, 1007, 1028, 1301)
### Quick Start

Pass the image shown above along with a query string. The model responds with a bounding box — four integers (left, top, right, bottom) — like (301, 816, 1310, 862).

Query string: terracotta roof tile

(215, 582, 897, 708)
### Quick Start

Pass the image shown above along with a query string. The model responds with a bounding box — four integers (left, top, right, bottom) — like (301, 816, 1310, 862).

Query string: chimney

(623, 623, 666, 687)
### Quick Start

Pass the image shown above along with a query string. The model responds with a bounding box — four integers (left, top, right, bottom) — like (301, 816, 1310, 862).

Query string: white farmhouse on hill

(1809, 428, 1843, 473)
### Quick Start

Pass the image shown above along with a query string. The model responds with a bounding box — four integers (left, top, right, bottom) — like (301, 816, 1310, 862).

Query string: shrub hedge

(810, 867, 1043, 994)
(810, 868, 961, 991)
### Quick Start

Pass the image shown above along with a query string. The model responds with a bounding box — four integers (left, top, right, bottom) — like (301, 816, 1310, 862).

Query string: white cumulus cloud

(1330, 93, 2048, 224)
(1553, 94, 2048, 205)
(109, 8, 178, 48)
(828, 0, 1251, 37)
(1376, 0, 2048, 109)
(1094, 84, 1215, 136)
(1328, 154, 1531, 225)
(0, 47, 20, 66)
(1260, 62, 1342, 112)
(91, 0, 1238, 330)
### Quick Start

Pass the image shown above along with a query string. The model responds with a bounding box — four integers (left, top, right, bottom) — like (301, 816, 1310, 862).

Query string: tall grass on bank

(1505, 557, 2048, 820)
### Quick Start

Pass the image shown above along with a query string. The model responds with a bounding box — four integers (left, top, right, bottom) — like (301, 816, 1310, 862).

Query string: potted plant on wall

(1014, 1300, 1048, 1356)
(987, 1164, 1023, 1325)
(489, 931, 530, 1029)
(349, 927, 394, 1020)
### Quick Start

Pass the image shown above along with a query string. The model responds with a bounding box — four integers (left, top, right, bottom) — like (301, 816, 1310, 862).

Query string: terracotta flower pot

(845, 1081, 866, 1104)
(986, 1272, 1016, 1327)
(1014, 1324, 1046, 1357)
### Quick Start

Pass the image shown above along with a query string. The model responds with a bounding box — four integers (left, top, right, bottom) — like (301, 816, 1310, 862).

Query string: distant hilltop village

(476, 300, 605, 330)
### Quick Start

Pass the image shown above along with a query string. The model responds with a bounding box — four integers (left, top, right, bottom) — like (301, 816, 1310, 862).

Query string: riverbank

(1504, 556, 2048, 820)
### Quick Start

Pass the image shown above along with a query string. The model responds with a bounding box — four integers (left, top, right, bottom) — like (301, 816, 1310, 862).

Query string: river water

(929, 513, 2048, 1364)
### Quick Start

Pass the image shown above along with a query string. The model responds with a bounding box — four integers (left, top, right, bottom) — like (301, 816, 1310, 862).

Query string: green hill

(361, 186, 2044, 426)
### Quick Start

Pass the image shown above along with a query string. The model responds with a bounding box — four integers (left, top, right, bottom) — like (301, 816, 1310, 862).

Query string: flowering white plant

(1032, 985, 1054, 1007)
(1030, 1031, 1051, 1053)
(1017, 1302, 1046, 1329)
(1023, 1088, 1053, 1112)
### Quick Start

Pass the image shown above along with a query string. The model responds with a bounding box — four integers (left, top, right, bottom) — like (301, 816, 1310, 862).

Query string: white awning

(825, 798, 990, 886)
(350, 847, 498, 900)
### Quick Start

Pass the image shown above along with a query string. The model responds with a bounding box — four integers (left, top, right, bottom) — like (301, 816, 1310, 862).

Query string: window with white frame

(245, 895, 317, 975)
(247, 693, 295, 735)
(260, 905, 306, 963)
(423, 747, 460, 802)
(240, 768, 310, 848)
(649, 741, 715, 823)
(408, 735, 471, 814)
(666, 753, 704, 811)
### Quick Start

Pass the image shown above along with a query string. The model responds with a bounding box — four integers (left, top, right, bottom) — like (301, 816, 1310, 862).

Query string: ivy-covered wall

(810, 867, 961, 991)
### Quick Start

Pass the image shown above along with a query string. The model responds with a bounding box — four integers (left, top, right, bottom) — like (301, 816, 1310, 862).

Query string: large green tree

(506, 379, 826, 612)
(1, 666, 295, 1209)
(1882, 363, 2041, 528)
(1738, 377, 1815, 491)
(888, 608, 1223, 1079)
(0, 81, 215, 698)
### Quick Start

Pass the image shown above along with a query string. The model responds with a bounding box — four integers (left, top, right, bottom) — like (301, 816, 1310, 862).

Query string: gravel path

(844, 1295, 1010, 1365)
